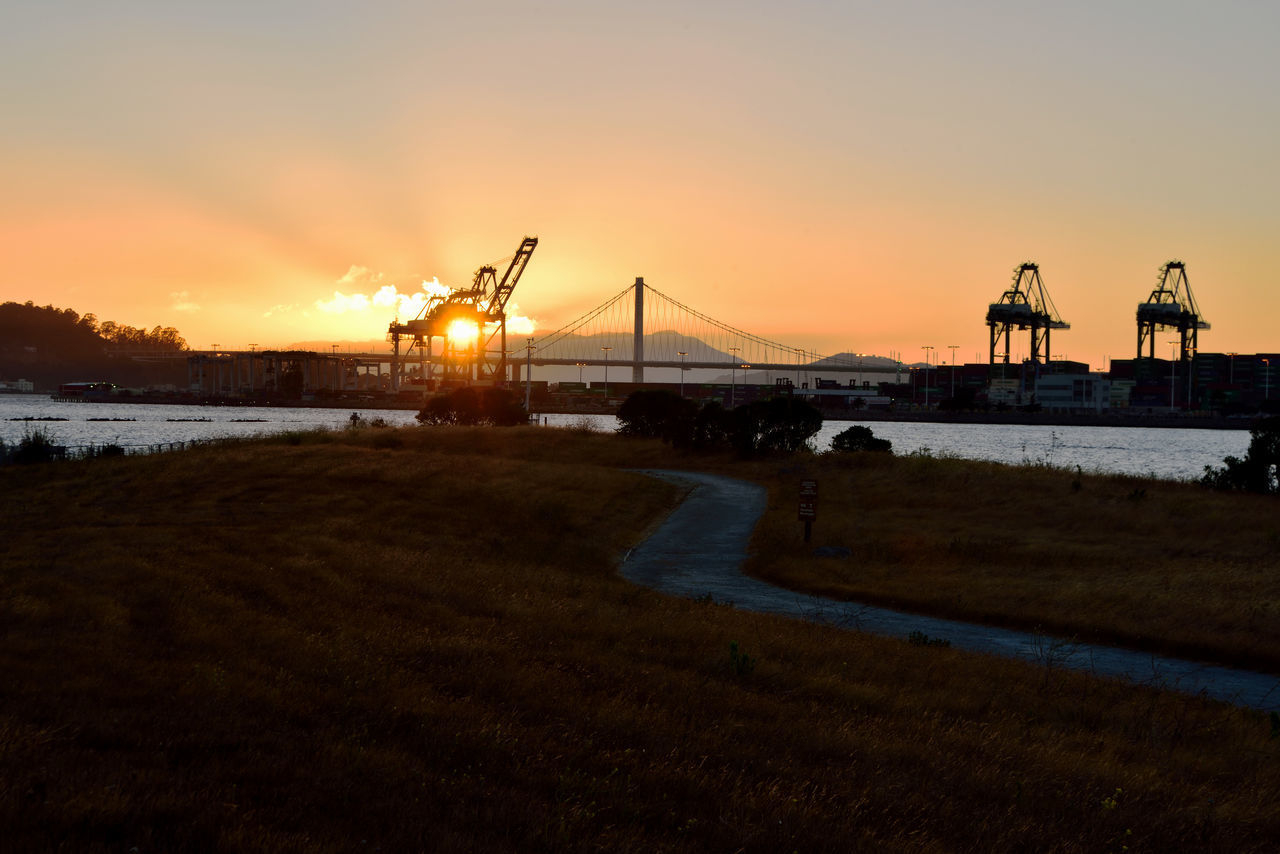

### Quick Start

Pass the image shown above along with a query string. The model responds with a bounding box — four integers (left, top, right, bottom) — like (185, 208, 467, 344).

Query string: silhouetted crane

(388, 236, 538, 389)
(986, 262, 1069, 365)
(1136, 260, 1208, 362)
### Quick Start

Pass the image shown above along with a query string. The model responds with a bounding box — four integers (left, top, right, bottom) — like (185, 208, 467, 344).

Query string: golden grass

(1, 426, 1279, 851)
(743, 449, 1280, 672)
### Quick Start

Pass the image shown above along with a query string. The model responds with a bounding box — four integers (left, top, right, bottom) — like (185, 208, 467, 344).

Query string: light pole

(524, 339, 535, 414)
(1186, 347, 1196, 411)
(921, 346, 934, 408)
(576, 362, 586, 383)
(948, 344, 959, 399)
(1228, 352, 1237, 385)
(678, 351, 688, 397)
(1169, 341, 1178, 411)
(600, 347, 612, 399)
(1264, 358, 1271, 401)
(729, 346, 741, 407)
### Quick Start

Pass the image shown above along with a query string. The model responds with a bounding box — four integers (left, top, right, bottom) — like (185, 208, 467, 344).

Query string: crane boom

(485, 236, 538, 319)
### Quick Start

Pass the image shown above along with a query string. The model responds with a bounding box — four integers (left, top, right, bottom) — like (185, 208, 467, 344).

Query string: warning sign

(798, 479, 818, 521)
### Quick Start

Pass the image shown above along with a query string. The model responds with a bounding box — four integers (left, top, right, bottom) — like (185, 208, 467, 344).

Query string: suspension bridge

(391, 276, 892, 392)
(179, 267, 900, 398)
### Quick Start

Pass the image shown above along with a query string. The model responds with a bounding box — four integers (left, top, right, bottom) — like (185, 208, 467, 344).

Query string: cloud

(314, 270, 455, 320)
(170, 290, 201, 312)
(316, 291, 371, 313)
(263, 303, 298, 317)
(336, 264, 385, 288)
(505, 301, 537, 335)
(304, 268, 539, 336)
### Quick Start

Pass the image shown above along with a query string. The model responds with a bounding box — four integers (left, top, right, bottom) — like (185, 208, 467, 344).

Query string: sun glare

(446, 318, 481, 348)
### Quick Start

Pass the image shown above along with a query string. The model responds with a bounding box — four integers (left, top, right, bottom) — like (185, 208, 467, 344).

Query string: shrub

(617, 389, 698, 444)
(690, 400, 731, 451)
(4, 427, 66, 465)
(728, 396, 823, 457)
(417, 387, 528, 427)
(1202, 416, 1280, 493)
(83, 443, 126, 459)
(830, 424, 893, 454)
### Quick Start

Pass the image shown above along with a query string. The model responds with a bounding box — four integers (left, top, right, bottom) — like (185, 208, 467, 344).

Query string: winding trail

(623, 470, 1280, 713)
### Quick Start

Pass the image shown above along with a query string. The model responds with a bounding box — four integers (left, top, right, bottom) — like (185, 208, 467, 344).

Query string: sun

(446, 318, 481, 348)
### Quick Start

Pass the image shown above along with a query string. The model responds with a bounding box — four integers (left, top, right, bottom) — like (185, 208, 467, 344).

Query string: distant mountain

(282, 332, 912, 386)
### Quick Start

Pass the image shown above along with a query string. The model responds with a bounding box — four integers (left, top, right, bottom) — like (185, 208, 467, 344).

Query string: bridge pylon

(633, 277, 645, 384)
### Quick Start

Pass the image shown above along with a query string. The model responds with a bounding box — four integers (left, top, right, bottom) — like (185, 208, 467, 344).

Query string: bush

(1202, 416, 1280, 493)
(616, 391, 822, 456)
(3, 427, 66, 465)
(690, 400, 731, 451)
(417, 387, 528, 427)
(830, 424, 893, 454)
(728, 396, 823, 457)
(617, 390, 698, 444)
(82, 443, 126, 459)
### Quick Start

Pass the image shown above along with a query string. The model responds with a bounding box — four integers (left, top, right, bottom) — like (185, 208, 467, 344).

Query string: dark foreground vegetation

(3, 426, 1280, 852)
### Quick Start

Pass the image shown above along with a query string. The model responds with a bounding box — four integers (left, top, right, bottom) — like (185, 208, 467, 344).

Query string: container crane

(1136, 260, 1208, 362)
(986, 262, 1070, 365)
(387, 236, 538, 391)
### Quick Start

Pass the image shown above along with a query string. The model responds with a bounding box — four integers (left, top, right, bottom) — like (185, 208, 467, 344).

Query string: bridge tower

(633, 277, 645, 383)
(986, 262, 1070, 365)
(1136, 261, 1208, 361)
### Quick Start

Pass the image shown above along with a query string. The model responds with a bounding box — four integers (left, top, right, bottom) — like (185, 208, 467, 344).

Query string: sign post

(798, 479, 818, 543)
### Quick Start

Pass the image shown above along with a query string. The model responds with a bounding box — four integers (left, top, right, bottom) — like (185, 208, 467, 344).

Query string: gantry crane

(1136, 260, 1208, 361)
(387, 236, 537, 390)
(986, 262, 1070, 365)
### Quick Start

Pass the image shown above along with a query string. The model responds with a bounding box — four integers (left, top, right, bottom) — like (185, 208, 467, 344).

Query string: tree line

(0, 301, 189, 390)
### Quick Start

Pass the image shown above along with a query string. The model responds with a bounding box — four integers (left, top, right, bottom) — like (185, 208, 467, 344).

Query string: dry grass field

(743, 449, 1280, 673)
(2, 425, 1279, 851)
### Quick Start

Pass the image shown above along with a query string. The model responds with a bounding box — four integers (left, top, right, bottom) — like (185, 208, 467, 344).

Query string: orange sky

(3, 2, 1277, 369)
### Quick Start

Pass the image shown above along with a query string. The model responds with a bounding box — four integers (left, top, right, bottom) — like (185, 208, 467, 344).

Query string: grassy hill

(2, 426, 1278, 851)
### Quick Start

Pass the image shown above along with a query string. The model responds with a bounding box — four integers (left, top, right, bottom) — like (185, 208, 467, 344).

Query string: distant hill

(287, 332, 908, 386)
(0, 301, 188, 391)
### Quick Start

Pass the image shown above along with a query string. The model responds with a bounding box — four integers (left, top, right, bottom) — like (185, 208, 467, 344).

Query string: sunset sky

(3, 1, 1277, 369)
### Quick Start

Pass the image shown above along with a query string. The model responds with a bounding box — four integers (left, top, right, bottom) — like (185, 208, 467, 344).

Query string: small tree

(830, 424, 893, 454)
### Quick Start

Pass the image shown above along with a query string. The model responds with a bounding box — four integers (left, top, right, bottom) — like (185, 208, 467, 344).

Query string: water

(0, 394, 421, 451)
(1, 395, 1249, 480)
(541, 413, 1249, 481)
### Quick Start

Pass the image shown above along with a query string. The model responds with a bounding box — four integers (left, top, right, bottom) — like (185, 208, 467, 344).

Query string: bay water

(1, 394, 1249, 480)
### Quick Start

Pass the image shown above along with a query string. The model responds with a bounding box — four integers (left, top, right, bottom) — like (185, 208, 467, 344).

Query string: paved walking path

(623, 469, 1280, 712)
